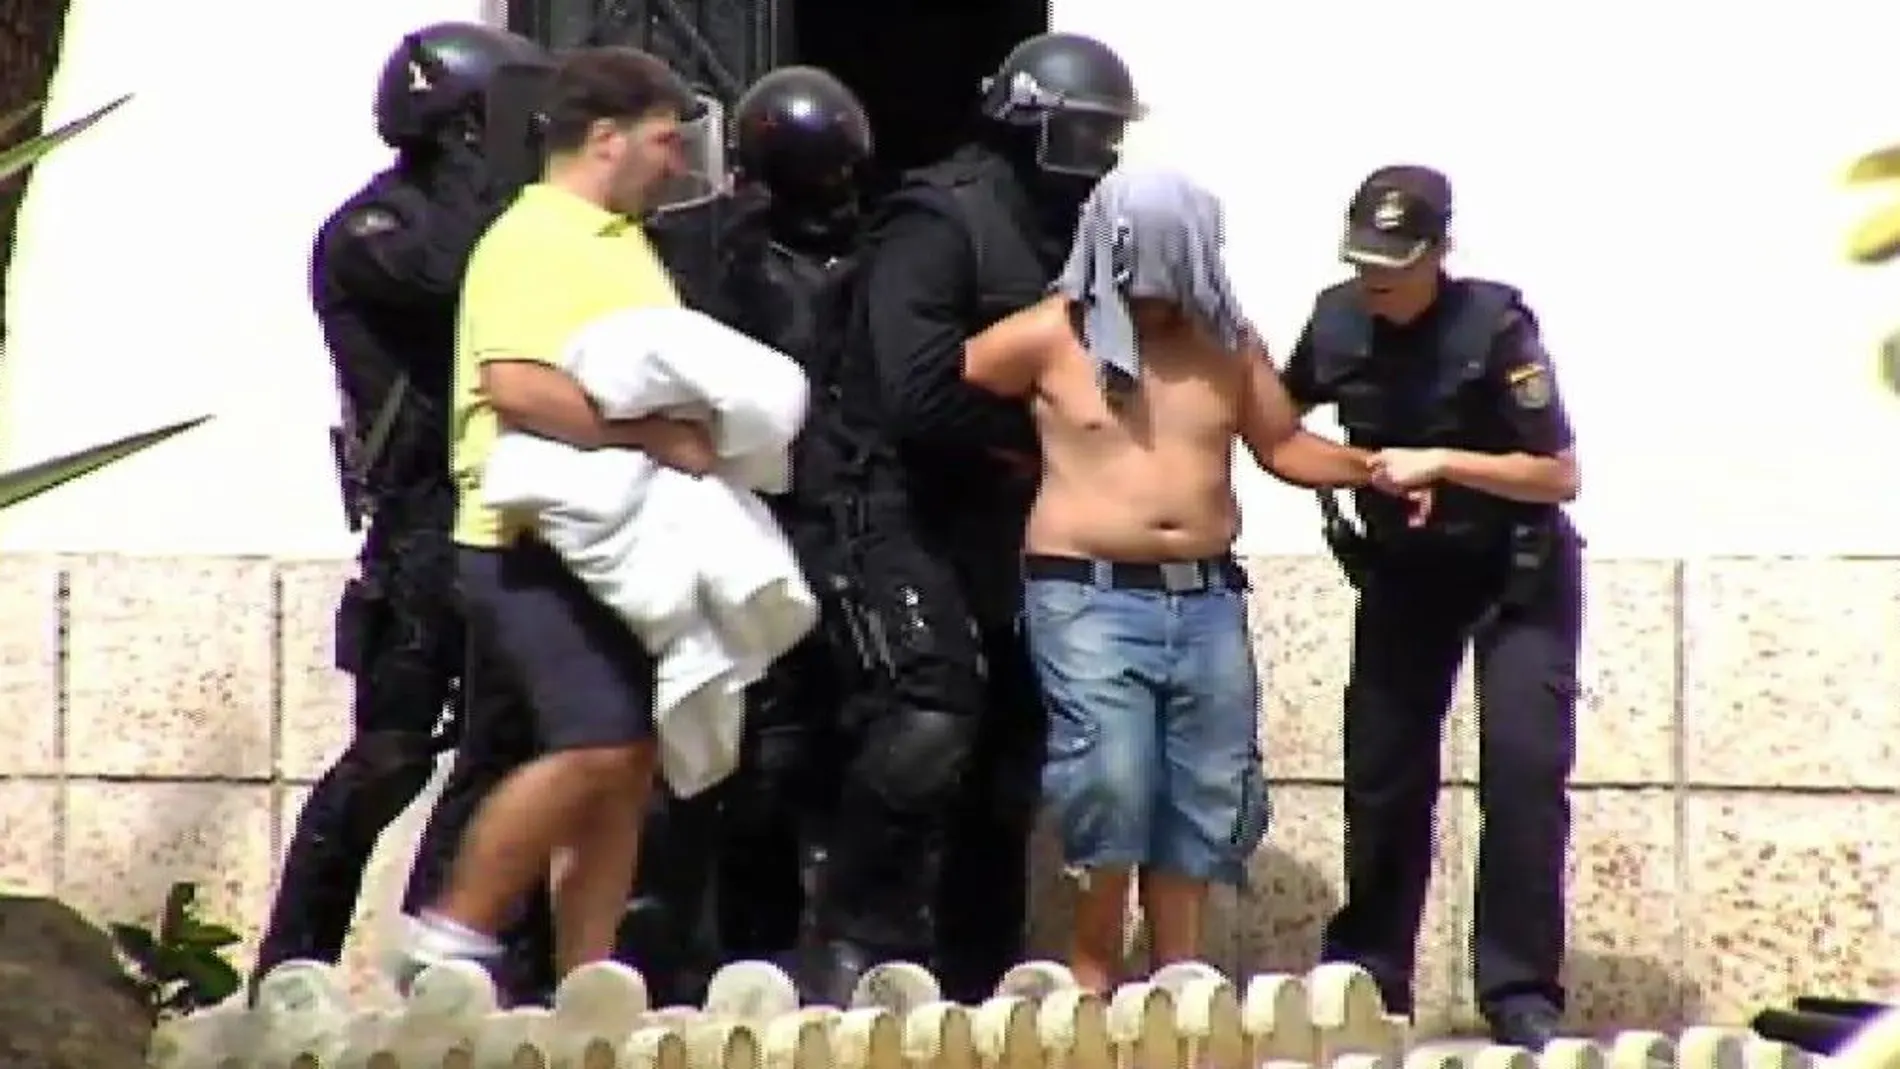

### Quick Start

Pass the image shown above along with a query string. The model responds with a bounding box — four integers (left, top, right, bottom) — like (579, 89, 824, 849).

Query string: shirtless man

(963, 163, 1419, 990)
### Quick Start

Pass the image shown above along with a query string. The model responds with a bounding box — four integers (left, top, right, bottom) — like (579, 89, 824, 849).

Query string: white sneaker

(382, 913, 500, 997)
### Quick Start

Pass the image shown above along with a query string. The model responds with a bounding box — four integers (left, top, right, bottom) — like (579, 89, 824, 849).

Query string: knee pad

(853, 709, 976, 817)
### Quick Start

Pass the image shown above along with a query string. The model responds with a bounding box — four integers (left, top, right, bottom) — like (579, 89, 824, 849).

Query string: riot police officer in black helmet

(715, 63, 874, 969)
(805, 32, 1141, 1004)
(623, 65, 876, 998)
(728, 66, 873, 259)
(256, 20, 556, 999)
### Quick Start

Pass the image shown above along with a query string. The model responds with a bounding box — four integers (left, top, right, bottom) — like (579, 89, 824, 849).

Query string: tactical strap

(946, 182, 990, 284)
(351, 374, 410, 489)
(1442, 281, 1518, 375)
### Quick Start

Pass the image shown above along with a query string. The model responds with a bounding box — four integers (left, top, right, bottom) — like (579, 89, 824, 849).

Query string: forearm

(1261, 431, 1373, 489)
(1440, 449, 1578, 503)
(490, 366, 659, 451)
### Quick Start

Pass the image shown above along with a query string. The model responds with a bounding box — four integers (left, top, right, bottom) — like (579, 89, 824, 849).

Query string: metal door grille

(509, 0, 784, 105)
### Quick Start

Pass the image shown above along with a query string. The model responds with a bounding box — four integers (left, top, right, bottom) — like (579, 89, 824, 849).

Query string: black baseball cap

(1340, 164, 1452, 268)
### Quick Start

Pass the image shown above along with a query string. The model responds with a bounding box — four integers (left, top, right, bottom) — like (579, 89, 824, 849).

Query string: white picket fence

(147, 958, 1813, 1069)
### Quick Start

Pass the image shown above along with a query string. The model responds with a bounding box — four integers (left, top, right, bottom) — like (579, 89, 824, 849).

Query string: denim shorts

(457, 540, 656, 752)
(1023, 562, 1270, 886)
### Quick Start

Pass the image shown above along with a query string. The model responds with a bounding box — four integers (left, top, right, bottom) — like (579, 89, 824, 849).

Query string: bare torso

(1024, 299, 1247, 563)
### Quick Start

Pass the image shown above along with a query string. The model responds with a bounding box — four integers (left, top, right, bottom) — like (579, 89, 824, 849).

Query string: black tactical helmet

(374, 22, 549, 149)
(978, 32, 1143, 178)
(732, 66, 874, 202)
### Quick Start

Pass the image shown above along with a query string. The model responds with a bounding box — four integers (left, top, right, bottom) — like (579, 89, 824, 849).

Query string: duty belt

(1315, 487, 1554, 612)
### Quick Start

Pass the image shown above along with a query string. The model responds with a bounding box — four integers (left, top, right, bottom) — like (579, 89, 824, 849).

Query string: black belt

(1022, 554, 1246, 593)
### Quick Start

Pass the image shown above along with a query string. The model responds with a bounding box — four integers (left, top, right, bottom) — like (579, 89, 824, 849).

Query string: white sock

(409, 911, 503, 960)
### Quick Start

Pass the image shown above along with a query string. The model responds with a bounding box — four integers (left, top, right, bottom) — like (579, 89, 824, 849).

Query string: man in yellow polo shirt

(394, 44, 719, 985)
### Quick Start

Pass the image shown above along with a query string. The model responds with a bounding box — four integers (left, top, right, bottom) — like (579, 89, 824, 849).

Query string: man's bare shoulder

(990, 295, 1082, 365)
(1020, 293, 1078, 347)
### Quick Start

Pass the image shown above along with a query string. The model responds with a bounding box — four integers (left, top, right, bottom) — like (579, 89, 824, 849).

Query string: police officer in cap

(809, 32, 1142, 1003)
(1280, 165, 1584, 1049)
(256, 20, 554, 995)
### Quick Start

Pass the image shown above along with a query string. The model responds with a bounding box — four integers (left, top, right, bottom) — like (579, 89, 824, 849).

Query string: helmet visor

(649, 93, 728, 215)
(481, 61, 555, 194)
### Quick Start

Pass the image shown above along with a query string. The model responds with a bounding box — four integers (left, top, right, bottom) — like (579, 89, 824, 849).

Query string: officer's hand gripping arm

(859, 211, 1038, 455)
(1438, 311, 1580, 504)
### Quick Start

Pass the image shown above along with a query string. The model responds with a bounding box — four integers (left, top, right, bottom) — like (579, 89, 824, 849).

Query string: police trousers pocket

(333, 578, 379, 675)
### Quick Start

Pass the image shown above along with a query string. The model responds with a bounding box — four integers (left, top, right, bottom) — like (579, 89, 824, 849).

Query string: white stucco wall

(0, 0, 500, 557)
(4, 0, 1898, 556)
(1061, 0, 1900, 557)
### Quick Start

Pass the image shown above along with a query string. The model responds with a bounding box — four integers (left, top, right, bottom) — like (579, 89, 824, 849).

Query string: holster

(1496, 517, 1555, 611)
(1317, 488, 1375, 590)
(332, 576, 386, 675)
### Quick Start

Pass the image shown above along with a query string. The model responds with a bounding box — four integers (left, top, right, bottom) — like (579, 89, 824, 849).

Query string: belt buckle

(1159, 561, 1204, 593)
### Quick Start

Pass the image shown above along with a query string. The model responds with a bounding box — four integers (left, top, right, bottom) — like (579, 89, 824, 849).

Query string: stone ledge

(4, 552, 1897, 1036)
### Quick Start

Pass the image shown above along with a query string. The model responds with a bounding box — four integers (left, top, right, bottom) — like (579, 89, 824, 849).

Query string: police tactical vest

(1307, 277, 1545, 544)
(753, 241, 856, 390)
(827, 153, 1050, 462)
(932, 159, 1052, 331)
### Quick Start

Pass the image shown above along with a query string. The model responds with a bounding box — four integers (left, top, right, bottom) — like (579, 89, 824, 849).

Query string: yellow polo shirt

(450, 183, 680, 548)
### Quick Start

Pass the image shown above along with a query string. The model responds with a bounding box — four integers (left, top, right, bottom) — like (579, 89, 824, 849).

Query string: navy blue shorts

(457, 540, 656, 752)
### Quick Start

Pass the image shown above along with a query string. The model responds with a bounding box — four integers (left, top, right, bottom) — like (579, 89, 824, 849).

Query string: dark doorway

(792, 0, 1046, 195)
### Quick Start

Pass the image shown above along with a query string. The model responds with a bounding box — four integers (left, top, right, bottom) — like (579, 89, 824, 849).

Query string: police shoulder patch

(1507, 362, 1551, 409)
(343, 207, 402, 239)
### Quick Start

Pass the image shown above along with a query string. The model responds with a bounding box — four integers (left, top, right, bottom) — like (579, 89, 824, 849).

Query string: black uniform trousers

(399, 620, 558, 1004)
(256, 490, 461, 979)
(1320, 521, 1583, 1017)
(608, 513, 845, 1006)
(717, 628, 840, 960)
(817, 511, 1045, 1003)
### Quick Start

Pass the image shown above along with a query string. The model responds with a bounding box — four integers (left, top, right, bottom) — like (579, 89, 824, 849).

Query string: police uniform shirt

(1281, 280, 1574, 548)
(317, 170, 502, 493)
(1281, 281, 1575, 458)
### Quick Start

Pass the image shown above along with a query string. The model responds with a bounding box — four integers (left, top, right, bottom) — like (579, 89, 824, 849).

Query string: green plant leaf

(175, 919, 243, 950)
(158, 881, 197, 945)
(0, 415, 210, 512)
(171, 948, 242, 1008)
(0, 93, 130, 185)
(0, 101, 44, 143)
(152, 941, 194, 981)
(108, 922, 163, 975)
